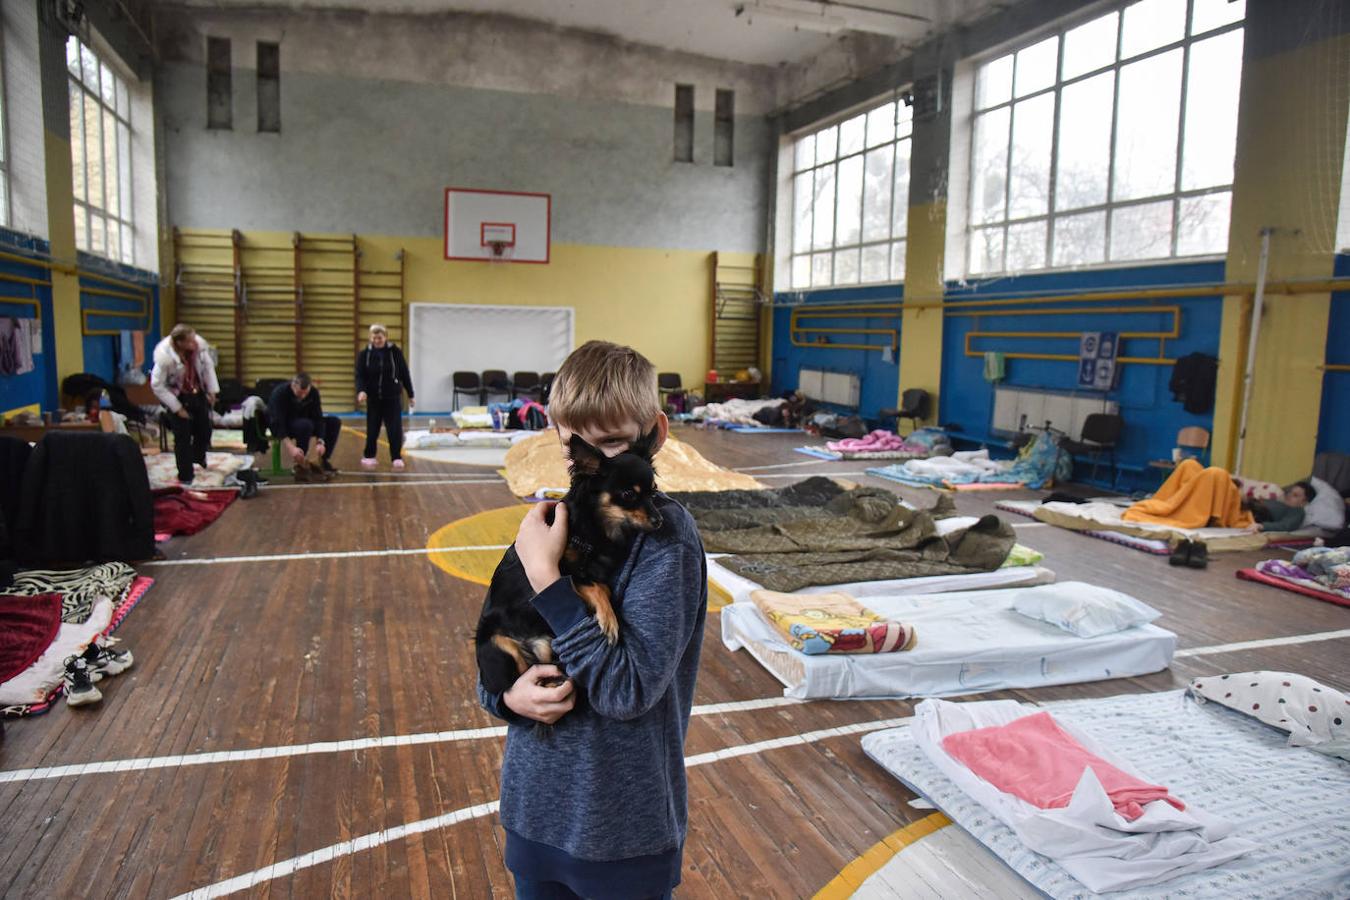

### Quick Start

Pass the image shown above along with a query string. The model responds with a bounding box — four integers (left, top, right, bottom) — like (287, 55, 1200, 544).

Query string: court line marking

(145, 544, 513, 568)
(170, 714, 909, 900)
(755, 471, 871, 479)
(266, 478, 505, 490)
(1173, 628, 1350, 658)
(734, 460, 839, 472)
(1011, 522, 1050, 528)
(0, 697, 806, 786)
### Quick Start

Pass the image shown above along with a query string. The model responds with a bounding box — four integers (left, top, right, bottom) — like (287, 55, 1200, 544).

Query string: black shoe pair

(1169, 539, 1208, 568)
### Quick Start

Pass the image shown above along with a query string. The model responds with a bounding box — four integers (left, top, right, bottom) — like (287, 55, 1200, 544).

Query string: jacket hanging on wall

(1168, 353, 1218, 414)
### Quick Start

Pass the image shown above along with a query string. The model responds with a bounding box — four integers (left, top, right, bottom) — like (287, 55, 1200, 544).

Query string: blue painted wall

(770, 283, 903, 416)
(77, 250, 161, 387)
(1318, 253, 1350, 454)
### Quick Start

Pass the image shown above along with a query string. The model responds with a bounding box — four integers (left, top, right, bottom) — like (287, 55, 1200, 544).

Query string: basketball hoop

(487, 239, 515, 263)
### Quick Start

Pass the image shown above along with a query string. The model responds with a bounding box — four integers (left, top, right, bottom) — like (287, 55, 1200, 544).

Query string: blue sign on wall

(1078, 331, 1118, 391)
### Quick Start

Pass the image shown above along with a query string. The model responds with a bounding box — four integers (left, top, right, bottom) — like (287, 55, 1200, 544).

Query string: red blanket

(0, 594, 63, 683)
(942, 711, 1185, 820)
(153, 487, 238, 537)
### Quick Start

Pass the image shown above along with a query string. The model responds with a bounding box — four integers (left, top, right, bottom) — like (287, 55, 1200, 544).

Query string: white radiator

(991, 386, 1117, 438)
(799, 368, 861, 408)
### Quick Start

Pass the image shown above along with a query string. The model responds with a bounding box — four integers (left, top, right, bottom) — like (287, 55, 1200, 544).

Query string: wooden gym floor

(1, 424, 1346, 899)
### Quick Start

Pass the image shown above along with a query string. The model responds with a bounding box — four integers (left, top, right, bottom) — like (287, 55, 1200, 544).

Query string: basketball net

(487, 240, 515, 263)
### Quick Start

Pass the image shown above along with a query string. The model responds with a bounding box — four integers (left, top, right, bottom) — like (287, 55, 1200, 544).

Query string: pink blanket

(827, 429, 924, 453)
(941, 711, 1185, 820)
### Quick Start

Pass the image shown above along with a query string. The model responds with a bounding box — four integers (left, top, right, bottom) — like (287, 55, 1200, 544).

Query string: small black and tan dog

(475, 430, 663, 696)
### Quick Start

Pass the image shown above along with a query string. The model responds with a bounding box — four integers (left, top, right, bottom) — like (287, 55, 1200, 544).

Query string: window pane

(890, 240, 906, 282)
(67, 37, 80, 76)
(866, 102, 895, 146)
(80, 43, 99, 88)
(1191, 0, 1244, 35)
(970, 226, 1005, 274)
(1062, 12, 1118, 80)
(793, 174, 813, 253)
(836, 155, 863, 245)
(892, 139, 911, 238)
(1182, 30, 1244, 190)
(971, 108, 1009, 224)
(99, 62, 117, 106)
(1009, 94, 1054, 218)
(1014, 36, 1058, 97)
(1056, 72, 1113, 209)
(862, 146, 894, 242)
(976, 54, 1013, 109)
(1176, 191, 1231, 255)
(1114, 49, 1182, 201)
(1006, 220, 1047, 270)
(861, 244, 890, 282)
(1109, 200, 1173, 260)
(103, 110, 119, 218)
(68, 85, 86, 202)
(834, 248, 861, 284)
(89, 213, 106, 257)
(1121, 0, 1186, 59)
(791, 255, 811, 289)
(1052, 210, 1107, 266)
(73, 205, 87, 251)
(119, 123, 133, 221)
(83, 93, 104, 211)
(121, 221, 134, 265)
(838, 114, 866, 157)
(116, 80, 129, 120)
(815, 125, 838, 163)
(811, 252, 832, 287)
(0, 180, 7, 227)
(795, 134, 815, 171)
(896, 99, 913, 138)
(812, 166, 836, 249)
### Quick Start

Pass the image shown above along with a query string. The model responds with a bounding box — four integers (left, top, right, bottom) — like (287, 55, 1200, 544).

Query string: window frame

(67, 35, 135, 266)
(965, 0, 1244, 277)
(787, 91, 914, 290)
(0, 19, 10, 229)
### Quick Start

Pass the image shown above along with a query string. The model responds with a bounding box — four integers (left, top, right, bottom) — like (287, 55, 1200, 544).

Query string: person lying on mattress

(1243, 480, 1315, 533)
(1122, 458, 1254, 529)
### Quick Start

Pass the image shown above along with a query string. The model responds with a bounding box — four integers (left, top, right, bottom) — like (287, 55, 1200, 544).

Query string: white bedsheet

(863, 690, 1350, 899)
(907, 698, 1255, 893)
(719, 585, 1175, 700)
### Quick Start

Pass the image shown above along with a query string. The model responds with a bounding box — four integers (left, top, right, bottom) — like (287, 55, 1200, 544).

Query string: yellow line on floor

(341, 424, 389, 450)
(812, 812, 952, 900)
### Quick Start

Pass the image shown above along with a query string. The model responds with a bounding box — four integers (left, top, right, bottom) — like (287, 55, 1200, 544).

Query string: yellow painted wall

(1212, 30, 1350, 482)
(896, 199, 947, 431)
(43, 130, 83, 383)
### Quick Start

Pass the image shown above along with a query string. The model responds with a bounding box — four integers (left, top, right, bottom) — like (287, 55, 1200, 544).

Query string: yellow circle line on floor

(425, 503, 728, 611)
(812, 812, 952, 900)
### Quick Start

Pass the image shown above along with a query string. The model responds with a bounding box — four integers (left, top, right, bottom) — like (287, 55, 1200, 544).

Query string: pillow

(1010, 582, 1160, 637)
(1303, 476, 1346, 532)
(1236, 476, 1282, 501)
(1188, 671, 1350, 761)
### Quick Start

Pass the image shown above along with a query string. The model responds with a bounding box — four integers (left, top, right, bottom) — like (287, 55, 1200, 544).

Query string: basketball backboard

(444, 188, 551, 264)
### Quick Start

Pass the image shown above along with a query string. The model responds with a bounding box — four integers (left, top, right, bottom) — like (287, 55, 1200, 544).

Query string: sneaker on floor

(63, 656, 103, 707)
(82, 638, 133, 678)
(392, 459, 405, 470)
(360, 457, 378, 469)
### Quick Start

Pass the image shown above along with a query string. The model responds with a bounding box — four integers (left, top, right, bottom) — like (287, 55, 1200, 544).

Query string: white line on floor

(267, 478, 505, 490)
(144, 544, 512, 567)
(734, 460, 837, 472)
(754, 471, 871, 479)
(1011, 522, 1050, 528)
(0, 698, 804, 786)
(1174, 628, 1350, 658)
(170, 715, 910, 900)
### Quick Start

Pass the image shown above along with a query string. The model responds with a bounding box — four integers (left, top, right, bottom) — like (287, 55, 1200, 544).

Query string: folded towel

(749, 589, 916, 654)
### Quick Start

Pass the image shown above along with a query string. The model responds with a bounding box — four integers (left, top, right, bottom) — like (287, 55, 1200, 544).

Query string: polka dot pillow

(1189, 671, 1350, 761)
(1235, 477, 1282, 502)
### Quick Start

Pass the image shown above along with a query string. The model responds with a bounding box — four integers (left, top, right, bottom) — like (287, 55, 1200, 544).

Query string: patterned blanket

(750, 589, 915, 654)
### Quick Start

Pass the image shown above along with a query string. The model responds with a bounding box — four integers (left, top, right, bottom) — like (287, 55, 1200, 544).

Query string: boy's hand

(503, 665, 575, 724)
(517, 502, 567, 593)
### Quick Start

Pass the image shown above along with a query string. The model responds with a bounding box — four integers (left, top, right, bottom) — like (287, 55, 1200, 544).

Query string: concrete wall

(155, 7, 775, 253)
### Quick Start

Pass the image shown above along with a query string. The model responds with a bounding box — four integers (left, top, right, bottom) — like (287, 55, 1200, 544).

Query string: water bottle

(428, 418, 437, 432)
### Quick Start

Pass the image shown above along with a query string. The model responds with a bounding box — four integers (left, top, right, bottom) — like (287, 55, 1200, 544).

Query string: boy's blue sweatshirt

(478, 494, 708, 880)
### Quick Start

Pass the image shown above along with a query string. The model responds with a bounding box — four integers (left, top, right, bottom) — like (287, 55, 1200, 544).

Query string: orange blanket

(1122, 459, 1253, 529)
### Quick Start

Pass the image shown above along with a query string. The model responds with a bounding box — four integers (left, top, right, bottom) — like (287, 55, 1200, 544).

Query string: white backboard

(444, 188, 551, 264)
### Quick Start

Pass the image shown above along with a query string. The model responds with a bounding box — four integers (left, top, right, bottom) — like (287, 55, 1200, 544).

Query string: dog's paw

(595, 604, 620, 644)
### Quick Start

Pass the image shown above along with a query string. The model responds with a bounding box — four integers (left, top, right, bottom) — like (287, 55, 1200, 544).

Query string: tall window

(67, 37, 133, 265)
(968, 0, 1244, 275)
(0, 27, 9, 228)
(790, 96, 912, 289)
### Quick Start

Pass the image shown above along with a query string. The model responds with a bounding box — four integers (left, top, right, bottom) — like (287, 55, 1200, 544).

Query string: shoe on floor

(1187, 541, 1209, 569)
(292, 464, 313, 483)
(392, 459, 405, 470)
(82, 638, 133, 677)
(1169, 539, 1193, 567)
(321, 460, 338, 475)
(63, 656, 103, 707)
(360, 457, 378, 469)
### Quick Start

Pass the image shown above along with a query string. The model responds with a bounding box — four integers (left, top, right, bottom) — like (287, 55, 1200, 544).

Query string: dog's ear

(629, 426, 660, 461)
(567, 434, 605, 477)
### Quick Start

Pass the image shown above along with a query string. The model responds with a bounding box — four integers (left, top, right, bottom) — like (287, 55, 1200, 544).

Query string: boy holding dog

(477, 341, 708, 900)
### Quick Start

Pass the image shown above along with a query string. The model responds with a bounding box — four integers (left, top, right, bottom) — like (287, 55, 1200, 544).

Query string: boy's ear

(567, 434, 605, 476)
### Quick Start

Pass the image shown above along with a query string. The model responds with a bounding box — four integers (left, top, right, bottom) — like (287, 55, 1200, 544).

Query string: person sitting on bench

(268, 373, 340, 482)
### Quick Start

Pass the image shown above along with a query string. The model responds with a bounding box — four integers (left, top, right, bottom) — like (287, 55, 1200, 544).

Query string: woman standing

(355, 324, 414, 469)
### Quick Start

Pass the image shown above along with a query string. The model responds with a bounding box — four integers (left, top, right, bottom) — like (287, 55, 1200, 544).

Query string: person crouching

(269, 373, 341, 482)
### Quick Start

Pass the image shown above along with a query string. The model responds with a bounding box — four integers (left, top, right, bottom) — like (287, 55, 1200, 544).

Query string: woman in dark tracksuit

(355, 323, 415, 469)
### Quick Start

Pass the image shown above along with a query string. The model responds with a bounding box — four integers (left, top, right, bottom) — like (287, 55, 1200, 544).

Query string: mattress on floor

(1032, 501, 1274, 551)
(861, 690, 1350, 899)
(719, 585, 1174, 700)
(1237, 567, 1350, 609)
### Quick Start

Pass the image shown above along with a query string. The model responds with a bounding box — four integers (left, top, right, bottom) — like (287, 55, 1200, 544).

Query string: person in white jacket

(151, 324, 220, 484)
